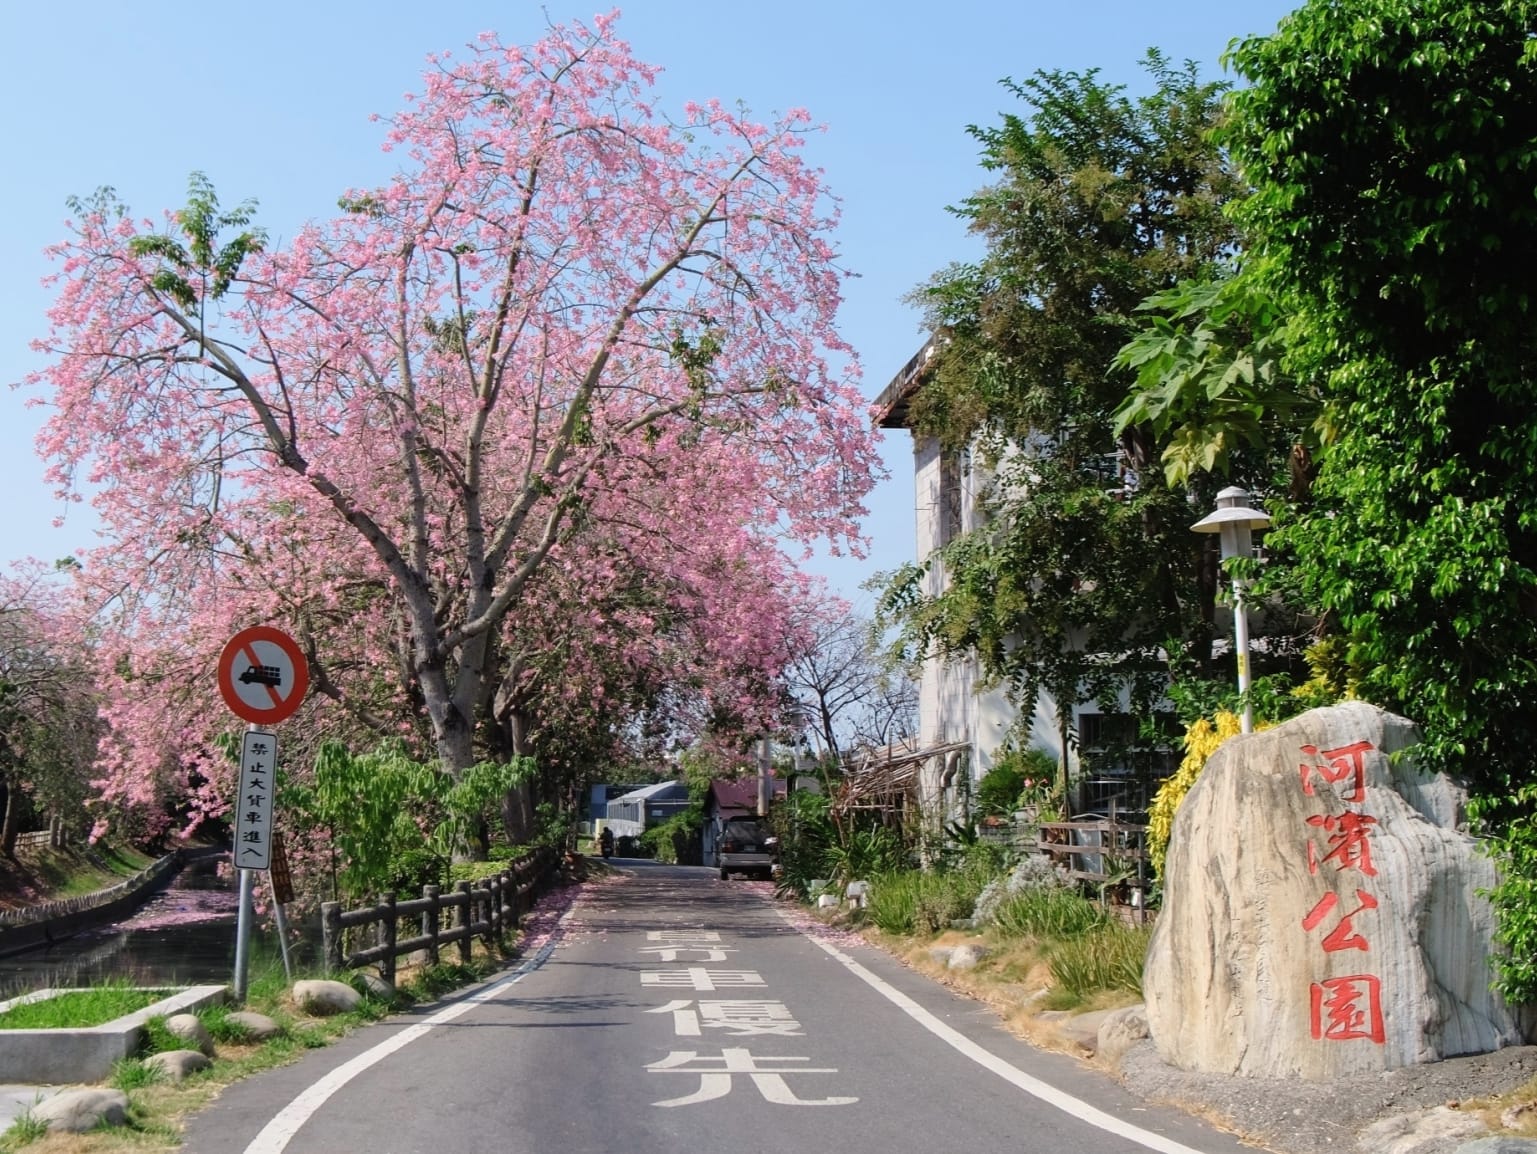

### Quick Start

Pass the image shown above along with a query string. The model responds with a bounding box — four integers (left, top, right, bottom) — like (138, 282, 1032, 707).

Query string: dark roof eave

(875, 336, 941, 429)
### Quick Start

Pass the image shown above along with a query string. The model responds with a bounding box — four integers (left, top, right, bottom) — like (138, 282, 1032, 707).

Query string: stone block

(0, 985, 226, 1084)
(293, 979, 361, 1016)
(947, 943, 989, 971)
(165, 1012, 214, 1056)
(223, 1011, 281, 1041)
(144, 1049, 211, 1082)
(1096, 1004, 1150, 1066)
(1144, 702, 1523, 1078)
(32, 1088, 128, 1133)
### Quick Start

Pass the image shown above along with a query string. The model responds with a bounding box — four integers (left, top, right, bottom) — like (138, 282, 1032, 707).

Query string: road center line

(785, 912, 1206, 1154)
(242, 907, 574, 1154)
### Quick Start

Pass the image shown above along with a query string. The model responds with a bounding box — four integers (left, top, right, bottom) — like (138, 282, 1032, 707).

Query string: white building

(875, 338, 1171, 826)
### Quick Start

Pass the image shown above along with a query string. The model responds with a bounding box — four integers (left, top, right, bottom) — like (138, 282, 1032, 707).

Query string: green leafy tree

(1223, 0, 1537, 998)
(282, 740, 532, 904)
(880, 54, 1245, 759)
(1112, 268, 1323, 493)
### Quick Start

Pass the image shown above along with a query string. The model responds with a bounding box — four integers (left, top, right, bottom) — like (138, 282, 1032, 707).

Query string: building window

(1075, 711, 1179, 817)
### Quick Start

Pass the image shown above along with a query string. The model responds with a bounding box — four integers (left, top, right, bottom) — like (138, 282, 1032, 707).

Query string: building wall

(911, 434, 1028, 822)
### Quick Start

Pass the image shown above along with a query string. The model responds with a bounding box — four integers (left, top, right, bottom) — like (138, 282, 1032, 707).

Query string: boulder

(1357, 1105, 1487, 1153)
(223, 1010, 281, 1041)
(293, 979, 362, 1016)
(927, 946, 955, 966)
(356, 971, 396, 1002)
(947, 943, 989, 971)
(1096, 1004, 1150, 1066)
(32, 1088, 128, 1133)
(1457, 1139, 1537, 1153)
(144, 1049, 212, 1082)
(165, 1012, 214, 1056)
(1145, 701, 1523, 1078)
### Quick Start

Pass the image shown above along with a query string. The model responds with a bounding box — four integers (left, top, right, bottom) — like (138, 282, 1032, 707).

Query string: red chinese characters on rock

(1299, 740, 1373, 803)
(1311, 975, 1386, 1044)
(1298, 741, 1385, 1045)
(1306, 811, 1379, 877)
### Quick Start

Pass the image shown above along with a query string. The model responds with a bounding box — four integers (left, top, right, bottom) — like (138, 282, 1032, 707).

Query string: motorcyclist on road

(599, 827, 614, 859)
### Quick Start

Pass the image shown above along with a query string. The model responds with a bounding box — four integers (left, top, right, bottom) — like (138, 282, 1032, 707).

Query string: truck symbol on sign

(239, 665, 283, 688)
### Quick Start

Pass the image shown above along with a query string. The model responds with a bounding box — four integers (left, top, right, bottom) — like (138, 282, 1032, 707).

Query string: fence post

(379, 892, 397, 986)
(489, 874, 501, 939)
(321, 902, 343, 972)
(455, 880, 472, 965)
(423, 884, 441, 966)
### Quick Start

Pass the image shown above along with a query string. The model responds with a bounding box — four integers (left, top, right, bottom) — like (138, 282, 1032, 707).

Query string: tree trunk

(1057, 703, 1072, 814)
(501, 708, 536, 844)
(0, 778, 19, 860)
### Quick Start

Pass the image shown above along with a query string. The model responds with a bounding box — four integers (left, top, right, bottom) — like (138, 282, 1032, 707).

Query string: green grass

(1045, 923, 1152, 1002)
(12, 842, 156, 901)
(110, 1057, 165, 1091)
(0, 987, 168, 1030)
(0, 1110, 48, 1151)
(991, 887, 1109, 939)
(866, 868, 992, 935)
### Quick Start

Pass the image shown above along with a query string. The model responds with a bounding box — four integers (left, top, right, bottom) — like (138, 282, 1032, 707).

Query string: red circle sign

(217, 626, 310, 725)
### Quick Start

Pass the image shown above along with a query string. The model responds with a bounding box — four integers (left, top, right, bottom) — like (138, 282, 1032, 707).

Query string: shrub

(867, 865, 996, 935)
(1146, 711, 1243, 880)
(975, 764, 1025, 817)
(773, 790, 838, 898)
(973, 855, 1072, 926)
(1046, 923, 1152, 1000)
(991, 887, 1107, 939)
(866, 871, 923, 935)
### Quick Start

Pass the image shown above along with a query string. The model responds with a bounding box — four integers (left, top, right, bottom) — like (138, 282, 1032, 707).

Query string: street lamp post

(1192, 487, 1271, 734)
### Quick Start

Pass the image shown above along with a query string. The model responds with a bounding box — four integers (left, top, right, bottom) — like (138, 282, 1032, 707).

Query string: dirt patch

(1116, 1037, 1537, 1154)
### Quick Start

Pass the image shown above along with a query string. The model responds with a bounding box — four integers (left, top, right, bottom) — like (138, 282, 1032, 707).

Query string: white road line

(242, 911, 573, 1154)
(785, 914, 1207, 1154)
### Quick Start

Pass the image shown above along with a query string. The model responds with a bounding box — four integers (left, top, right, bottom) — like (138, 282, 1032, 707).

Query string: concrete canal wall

(0, 851, 191, 958)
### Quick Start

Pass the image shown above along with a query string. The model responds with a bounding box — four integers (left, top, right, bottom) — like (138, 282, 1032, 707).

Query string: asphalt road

(181, 862, 1255, 1154)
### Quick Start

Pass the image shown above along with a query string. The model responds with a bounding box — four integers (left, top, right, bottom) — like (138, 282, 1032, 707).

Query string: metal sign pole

(218, 625, 309, 1005)
(269, 873, 294, 982)
(233, 867, 254, 1002)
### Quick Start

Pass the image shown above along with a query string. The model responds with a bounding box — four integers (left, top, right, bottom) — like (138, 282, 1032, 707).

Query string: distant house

(702, 778, 788, 863)
(600, 781, 692, 839)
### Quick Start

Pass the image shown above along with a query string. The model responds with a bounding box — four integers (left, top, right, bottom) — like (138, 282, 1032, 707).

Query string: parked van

(715, 816, 777, 880)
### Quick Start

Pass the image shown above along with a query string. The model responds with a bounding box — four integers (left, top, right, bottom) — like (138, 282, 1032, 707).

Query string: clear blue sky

(0, 1, 1297, 611)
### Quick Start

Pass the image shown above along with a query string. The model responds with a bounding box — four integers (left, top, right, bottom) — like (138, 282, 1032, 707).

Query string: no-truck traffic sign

(217, 625, 310, 726)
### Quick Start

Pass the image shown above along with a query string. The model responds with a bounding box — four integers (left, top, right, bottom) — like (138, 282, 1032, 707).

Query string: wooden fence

(320, 848, 556, 984)
(1037, 819, 1149, 888)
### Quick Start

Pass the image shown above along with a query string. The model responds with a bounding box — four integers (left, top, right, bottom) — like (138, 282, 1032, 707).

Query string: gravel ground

(1116, 1038, 1537, 1153)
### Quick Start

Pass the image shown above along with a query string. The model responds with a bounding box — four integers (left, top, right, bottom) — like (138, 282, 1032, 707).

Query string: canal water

(0, 853, 314, 997)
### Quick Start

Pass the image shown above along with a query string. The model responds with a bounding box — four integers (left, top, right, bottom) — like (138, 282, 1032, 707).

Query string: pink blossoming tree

(27, 13, 875, 845)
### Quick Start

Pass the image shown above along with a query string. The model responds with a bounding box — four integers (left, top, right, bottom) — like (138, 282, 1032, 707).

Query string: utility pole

(758, 736, 771, 816)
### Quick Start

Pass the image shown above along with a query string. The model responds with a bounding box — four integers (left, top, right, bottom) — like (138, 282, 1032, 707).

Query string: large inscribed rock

(1143, 701, 1523, 1077)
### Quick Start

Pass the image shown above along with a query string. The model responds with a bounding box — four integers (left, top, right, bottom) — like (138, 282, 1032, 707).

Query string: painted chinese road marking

(647, 1048, 856, 1107)
(646, 930, 722, 942)
(648, 999, 803, 1037)
(641, 968, 764, 991)
(639, 945, 734, 962)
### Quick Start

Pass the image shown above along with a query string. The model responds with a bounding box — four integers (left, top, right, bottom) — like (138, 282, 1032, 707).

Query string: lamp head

(1191, 487, 1271, 562)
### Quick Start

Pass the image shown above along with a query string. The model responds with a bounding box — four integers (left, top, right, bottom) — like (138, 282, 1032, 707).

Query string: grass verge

(0, 987, 169, 1030)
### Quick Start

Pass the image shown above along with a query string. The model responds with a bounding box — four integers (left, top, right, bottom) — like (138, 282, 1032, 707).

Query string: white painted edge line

(783, 912, 1206, 1154)
(242, 907, 576, 1154)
